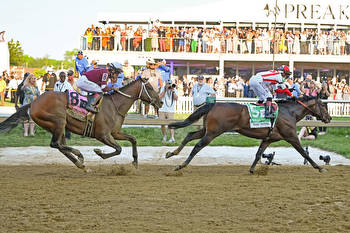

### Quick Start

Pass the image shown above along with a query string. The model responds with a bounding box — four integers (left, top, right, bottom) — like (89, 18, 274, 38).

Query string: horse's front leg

(50, 132, 90, 172)
(166, 128, 206, 159)
(287, 137, 326, 173)
(250, 140, 270, 174)
(94, 134, 122, 159)
(112, 131, 138, 169)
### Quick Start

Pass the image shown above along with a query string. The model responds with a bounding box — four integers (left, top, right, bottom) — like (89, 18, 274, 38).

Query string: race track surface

(0, 164, 350, 232)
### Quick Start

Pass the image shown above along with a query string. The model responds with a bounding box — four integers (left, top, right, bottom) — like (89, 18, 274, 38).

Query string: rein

(296, 99, 323, 120)
(110, 80, 155, 117)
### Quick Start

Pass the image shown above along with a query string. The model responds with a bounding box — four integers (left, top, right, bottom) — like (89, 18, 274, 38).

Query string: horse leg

(249, 140, 270, 174)
(50, 135, 86, 171)
(60, 134, 85, 164)
(175, 132, 218, 171)
(94, 134, 122, 159)
(166, 128, 206, 159)
(112, 131, 138, 169)
(286, 137, 326, 173)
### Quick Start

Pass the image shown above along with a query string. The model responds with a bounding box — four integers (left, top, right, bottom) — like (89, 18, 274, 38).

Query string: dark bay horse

(0, 77, 162, 172)
(167, 96, 331, 173)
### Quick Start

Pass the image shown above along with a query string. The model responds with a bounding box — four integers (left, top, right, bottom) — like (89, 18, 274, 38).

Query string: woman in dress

(22, 74, 40, 136)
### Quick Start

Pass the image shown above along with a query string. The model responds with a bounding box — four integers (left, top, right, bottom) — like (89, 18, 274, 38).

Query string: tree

(8, 39, 24, 66)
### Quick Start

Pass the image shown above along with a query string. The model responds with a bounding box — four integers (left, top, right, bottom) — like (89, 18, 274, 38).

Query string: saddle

(246, 103, 279, 128)
(252, 102, 278, 115)
(66, 90, 103, 137)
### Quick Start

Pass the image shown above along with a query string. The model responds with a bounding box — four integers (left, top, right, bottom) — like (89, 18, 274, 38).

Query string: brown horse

(167, 96, 331, 173)
(0, 77, 162, 172)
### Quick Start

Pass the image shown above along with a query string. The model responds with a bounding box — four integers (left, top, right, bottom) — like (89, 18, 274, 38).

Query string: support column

(186, 62, 190, 76)
(170, 61, 174, 76)
(317, 68, 320, 82)
(288, 60, 294, 77)
(252, 63, 256, 75)
(219, 57, 224, 77)
(301, 65, 304, 79)
(236, 64, 239, 78)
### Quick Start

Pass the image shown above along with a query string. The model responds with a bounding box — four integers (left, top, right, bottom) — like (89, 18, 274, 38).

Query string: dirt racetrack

(1, 164, 350, 233)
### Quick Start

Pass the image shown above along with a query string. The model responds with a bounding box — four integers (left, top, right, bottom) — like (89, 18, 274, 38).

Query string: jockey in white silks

(249, 65, 294, 118)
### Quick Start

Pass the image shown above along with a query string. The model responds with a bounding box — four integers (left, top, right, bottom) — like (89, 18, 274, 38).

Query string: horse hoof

(132, 161, 138, 169)
(94, 148, 102, 155)
(83, 167, 92, 173)
(174, 165, 184, 171)
(249, 170, 254, 174)
(319, 168, 327, 173)
(165, 152, 173, 159)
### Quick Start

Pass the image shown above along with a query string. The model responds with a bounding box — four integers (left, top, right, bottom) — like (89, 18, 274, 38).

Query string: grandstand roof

(97, 0, 350, 27)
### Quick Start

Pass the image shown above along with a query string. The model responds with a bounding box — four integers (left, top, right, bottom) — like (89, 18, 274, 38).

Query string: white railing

(81, 36, 350, 56)
(127, 97, 350, 117)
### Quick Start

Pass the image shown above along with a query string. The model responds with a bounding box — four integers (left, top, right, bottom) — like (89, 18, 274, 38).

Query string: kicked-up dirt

(0, 164, 349, 233)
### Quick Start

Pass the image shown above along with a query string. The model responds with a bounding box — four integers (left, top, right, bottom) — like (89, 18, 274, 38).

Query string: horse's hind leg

(166, 128, 206, 159)
(249, 140, 270, 174)
(112, 131, 138, 169)
(94, 134, 122, 159)
(175, 132, 218, 171)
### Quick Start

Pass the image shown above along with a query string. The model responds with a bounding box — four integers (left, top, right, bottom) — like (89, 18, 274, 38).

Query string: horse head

(139, 77, 163, 109)
(303, 95, 332, 123)
(107, 62, 123, 80)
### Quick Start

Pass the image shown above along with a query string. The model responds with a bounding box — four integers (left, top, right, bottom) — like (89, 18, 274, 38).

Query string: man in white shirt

(54, 72, 73, 139)
(159, 79, 178, 143)
(54, 72, 73, 92)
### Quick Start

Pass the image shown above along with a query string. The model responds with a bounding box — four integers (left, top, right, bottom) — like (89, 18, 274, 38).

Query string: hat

(197, 75, 204, 79)
(110, 62, 123, 70)
(146, 58, 156, 65)
(67, 70, 74, 76)
(77, 50, 83, 55)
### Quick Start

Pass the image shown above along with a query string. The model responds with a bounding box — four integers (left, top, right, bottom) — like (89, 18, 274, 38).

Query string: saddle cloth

(246, 103, 279, 128)
(66, 90, 103, 120)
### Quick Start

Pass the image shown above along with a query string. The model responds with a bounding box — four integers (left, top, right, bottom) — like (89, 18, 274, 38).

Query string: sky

(1, 0, 213, 60)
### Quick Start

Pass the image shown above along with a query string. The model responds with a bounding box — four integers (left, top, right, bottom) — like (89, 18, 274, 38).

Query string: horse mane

(276, 95, 317, 104)
(107, 78, 140, 96)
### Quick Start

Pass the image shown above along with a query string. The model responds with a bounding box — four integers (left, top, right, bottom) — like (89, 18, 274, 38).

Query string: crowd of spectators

(82, 24, 350, 55)
(166, 74, 349, 101)
(1, 68, 349, 108)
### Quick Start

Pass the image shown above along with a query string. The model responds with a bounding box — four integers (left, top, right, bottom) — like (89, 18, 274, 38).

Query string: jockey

(249, 65, 294, 118)
(76, 62, 123, 113)
(75, 50, 93, 76)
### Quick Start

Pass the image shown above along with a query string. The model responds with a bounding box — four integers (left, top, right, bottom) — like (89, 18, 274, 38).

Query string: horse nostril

(160, 101, 164, 105)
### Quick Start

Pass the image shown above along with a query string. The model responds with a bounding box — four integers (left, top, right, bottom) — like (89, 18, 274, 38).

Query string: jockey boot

(264, 98, 275, 119)
(256, 100, 264, 105)
(86, 93, 101, 113)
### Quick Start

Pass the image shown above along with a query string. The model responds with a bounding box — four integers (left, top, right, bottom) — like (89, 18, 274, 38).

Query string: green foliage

(8, 39, 24, 66)
(8, 37, 77, 69)
(33, 69, 46, 78)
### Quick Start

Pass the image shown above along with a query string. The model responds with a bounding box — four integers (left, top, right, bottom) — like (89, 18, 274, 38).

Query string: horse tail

(169, 103, 215, 129)
(0, 104, 31, 133)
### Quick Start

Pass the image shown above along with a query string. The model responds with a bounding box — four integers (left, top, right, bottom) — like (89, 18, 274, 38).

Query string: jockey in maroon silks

(249, 65, 294, 118)
(76, 62, 123, 113)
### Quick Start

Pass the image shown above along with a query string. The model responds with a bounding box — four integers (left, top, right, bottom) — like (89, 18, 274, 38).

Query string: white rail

(129, 97, 350, 117)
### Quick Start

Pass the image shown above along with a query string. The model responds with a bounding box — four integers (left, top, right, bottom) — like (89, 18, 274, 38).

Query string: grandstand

(81, 0, 350, 83)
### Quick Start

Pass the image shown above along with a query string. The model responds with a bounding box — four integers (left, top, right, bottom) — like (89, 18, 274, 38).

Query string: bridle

(296, 99, 324, 121)
(114, 79, 156, 106)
